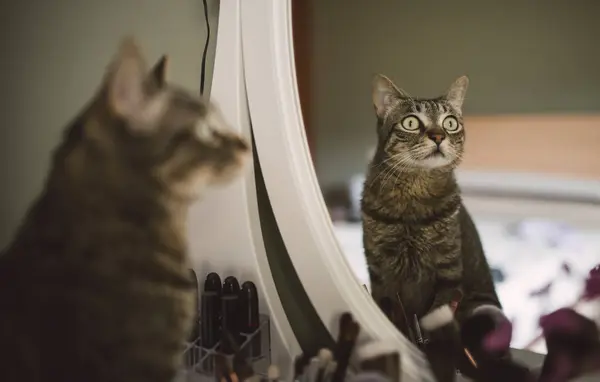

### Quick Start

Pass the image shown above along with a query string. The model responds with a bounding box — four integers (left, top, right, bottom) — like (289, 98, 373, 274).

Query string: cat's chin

(210, 166, 246, 187)
(165, 162, 247, 202)
(206, 154, 250, 188)
(416, 154, 453, 169)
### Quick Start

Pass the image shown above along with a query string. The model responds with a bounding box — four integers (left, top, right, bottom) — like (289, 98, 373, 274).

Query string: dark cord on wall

(200, 0, 211, 95)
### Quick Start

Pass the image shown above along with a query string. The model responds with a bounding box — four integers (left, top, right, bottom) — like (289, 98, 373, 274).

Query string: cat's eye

(400, 116, 421, 132)
(442, 116, 460, 132)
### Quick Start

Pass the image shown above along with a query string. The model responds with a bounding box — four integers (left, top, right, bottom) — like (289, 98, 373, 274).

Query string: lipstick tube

(221, 276, 241, 355)
(204, 272, 222, 293)
(200, 291, 219, 350)
(239, 281, 261, 358)
(188, 269, 200, 343)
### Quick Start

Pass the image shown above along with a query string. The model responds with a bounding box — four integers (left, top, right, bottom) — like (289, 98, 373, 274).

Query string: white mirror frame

(205, 2, 600, 381)
(189, 0, 300, 378)
(240, 1, 432, 381)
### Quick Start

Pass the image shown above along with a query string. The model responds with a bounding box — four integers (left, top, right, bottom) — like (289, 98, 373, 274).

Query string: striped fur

(0, 38, 249, 382)
(362, 75, 501, 380)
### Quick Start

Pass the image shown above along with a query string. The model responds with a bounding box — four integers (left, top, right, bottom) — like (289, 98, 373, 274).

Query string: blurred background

(292, 0, 600, 353)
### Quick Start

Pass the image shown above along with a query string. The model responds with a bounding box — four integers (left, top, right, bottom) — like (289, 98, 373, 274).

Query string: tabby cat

(0, 38, 249, 382)
(361, 74, 505, 380)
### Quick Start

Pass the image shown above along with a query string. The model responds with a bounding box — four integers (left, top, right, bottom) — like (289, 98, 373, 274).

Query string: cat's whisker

(376, 159, 405, 193)
(371, 152, 404, 169)
(366, 152, 407, 189)
(367, 161, 397, 189)
(386, 157, 416, 190)
(365, 74, 502, 381)
(378, 155, 413, 193)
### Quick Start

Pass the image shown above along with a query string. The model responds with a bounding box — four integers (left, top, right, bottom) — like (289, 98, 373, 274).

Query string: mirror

(297, 0, 600, 357)
(243, 2, 433, 381)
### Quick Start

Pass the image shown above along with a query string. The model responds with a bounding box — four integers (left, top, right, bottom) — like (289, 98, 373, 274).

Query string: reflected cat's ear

(106, 37, 148, 119)
(148, 54, 169, 88)
(106, 38, 167, 129)
(372, 74, 408, 119)
(445, 75, 469, 111)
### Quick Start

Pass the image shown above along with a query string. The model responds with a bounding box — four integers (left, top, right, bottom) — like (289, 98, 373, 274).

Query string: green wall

(310, 0, 600, 188)
(0, 0, 219, 246)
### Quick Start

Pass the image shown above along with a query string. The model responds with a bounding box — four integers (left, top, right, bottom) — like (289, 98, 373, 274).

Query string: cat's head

(371, 74, 469, 170)
(58, 37, 249, 201)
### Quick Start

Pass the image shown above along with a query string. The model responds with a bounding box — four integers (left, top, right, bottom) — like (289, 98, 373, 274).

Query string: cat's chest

(366, 219, 454, 257)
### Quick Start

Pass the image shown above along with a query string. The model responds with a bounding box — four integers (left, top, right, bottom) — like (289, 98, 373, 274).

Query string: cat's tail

(419, 304, 461, 382)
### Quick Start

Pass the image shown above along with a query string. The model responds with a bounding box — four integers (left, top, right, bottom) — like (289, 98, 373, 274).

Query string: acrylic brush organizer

(178, 314, 271, 381)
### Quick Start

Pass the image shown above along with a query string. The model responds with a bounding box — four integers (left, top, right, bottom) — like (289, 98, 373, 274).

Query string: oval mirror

(244, 1, 600, 381)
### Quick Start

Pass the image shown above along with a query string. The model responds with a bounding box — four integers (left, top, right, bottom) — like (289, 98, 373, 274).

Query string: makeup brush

(302, 354, 321, 382)
(461, 305, 511, 360)
(222, 325, 259, 382)
(355, 340, 400, 382)
(332, 313, 360, 382)
(303, 348, 331, 382)
(215, 354, 238, 382)
(232, 347, 255, 382)
(315, 348, 333, 382)
(395, 293, 417, 344)
(378, 297, 394, 322)
(294, 353, 312, 381)
(538, 307, 600, 382)
(265, 364, 280, 382)
(323, 358, 338, 382)
(459, 305, 520, 381)
(419, 304, 461, 382)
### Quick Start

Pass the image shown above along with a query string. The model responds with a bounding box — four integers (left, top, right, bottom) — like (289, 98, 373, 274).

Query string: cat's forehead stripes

(412, 112, 433, 127)
(393, 99, 455, 127)
(167, 88, 208, 115)
(405, 99, 450, 114)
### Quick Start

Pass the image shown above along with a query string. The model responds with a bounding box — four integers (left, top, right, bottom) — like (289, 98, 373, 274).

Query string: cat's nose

(427, 132, 446, 145)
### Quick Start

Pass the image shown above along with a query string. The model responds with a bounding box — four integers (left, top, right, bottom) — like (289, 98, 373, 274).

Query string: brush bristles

(318, 348, 334, 364)
(267, 364, 280, 380)
(355, 340, 398, 362)
(294, 354, 311, 378)
(420, 305, 454, 331)
(472, 304, 504, 318)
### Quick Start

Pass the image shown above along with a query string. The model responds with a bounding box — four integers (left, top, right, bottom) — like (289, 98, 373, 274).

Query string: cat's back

(0, 178, 194, 382)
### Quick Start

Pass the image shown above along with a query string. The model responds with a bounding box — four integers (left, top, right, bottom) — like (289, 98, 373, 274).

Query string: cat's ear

(372, 74, 408, 119)
(445, 75, 469, 111)
(106, 37, 148, 118)
(148, 54, 169, 88)
(106, 38, 167, 129)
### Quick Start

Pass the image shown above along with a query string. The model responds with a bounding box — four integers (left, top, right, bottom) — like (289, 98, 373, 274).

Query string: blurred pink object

(583, 264, 600, 300)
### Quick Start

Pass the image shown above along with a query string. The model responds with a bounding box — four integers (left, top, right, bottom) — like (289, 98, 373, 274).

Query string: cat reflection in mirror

(0, 38, 249, 382)
(361, 74, 508, 380)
